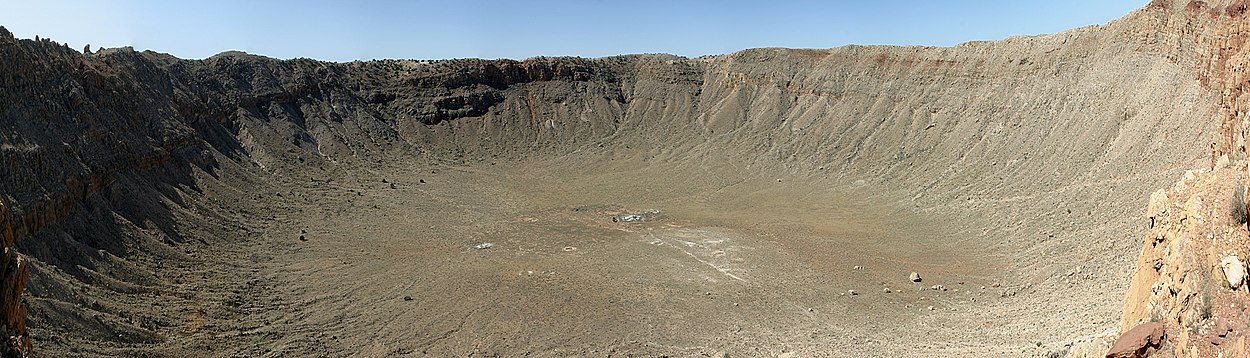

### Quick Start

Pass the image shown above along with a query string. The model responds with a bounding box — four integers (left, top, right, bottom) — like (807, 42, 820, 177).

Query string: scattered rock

(883, 287, 891, 293)
(419, 179, 426, 184)
(853, 265, 864, 270)
(1220, 255, 1245, 289)
(932, 285, 947, 291)
(298, 235, 307, 241)
(612, 209, 663, 223)
(474, 242, 494, 250)
(848, 290, 858, 296)
(927, 306, 934, 311)
(402, 296, 413, 301)
(910, 272, 922, 282)
(1106, 322, 1164, 358)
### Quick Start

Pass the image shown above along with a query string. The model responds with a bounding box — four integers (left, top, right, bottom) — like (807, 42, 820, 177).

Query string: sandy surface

(197, 154, 1007, 357)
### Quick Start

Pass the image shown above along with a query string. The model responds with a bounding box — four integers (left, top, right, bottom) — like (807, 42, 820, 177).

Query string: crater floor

(178, 154, 1012, 357)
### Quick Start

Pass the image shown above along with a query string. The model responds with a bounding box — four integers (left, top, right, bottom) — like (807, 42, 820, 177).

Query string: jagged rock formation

(0, 201, 28, 358)
(0, 0, 1246, 356)
(1116, 1, 1250, 357)
(1121, 167, 1249, 356)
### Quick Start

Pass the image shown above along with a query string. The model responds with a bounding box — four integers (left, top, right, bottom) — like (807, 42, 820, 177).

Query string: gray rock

(910, 272, 922, 282)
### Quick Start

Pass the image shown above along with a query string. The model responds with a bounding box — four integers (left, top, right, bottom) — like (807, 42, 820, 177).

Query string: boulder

(1215, 317, 1232, 337)
(1106, 322, 1164, 358)
(909, 272, 922, 282)
(1220, 255, 1246, 289)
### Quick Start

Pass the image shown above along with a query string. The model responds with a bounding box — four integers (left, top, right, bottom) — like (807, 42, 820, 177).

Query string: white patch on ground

(646, 228, 750, 284)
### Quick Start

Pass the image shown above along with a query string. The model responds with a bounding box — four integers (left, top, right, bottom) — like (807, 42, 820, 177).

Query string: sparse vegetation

(1231, 183, 1247, 225)
(1200, 268, 1214, 322)
(1200, 285, 1213, 321)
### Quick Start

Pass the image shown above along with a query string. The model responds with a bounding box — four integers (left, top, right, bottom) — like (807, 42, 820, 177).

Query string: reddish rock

(1106, 322, 1165, 358)
(1216, 317, 1232, 337)
(0, 203, 27, 358)
(0, 202, 9, 248)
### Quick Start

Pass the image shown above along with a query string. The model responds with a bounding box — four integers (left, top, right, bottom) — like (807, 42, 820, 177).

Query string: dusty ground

(31, 143, 1185, 357)
(217, 154, 1008, 357)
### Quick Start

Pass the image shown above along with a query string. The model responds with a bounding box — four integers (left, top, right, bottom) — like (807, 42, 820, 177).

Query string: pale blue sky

(0, 0, 1146, 62)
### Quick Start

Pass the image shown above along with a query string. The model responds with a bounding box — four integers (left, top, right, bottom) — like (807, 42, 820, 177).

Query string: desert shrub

(1232, 183, 1247, 225)
(1200, 286, 1213, 321)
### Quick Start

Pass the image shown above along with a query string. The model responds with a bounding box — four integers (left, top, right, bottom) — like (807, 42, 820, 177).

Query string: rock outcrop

(0, 201, 26, 358)
(1116, 0, 1250, 357)
(1120, 167, 1248, 355)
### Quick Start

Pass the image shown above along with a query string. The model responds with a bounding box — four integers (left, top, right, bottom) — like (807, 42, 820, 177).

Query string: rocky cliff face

(0, 201, 27, 358)
(0, 0, 1244, 356)
(1121, 166, 1250, 356)
(1116, 0, 1250, 357)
